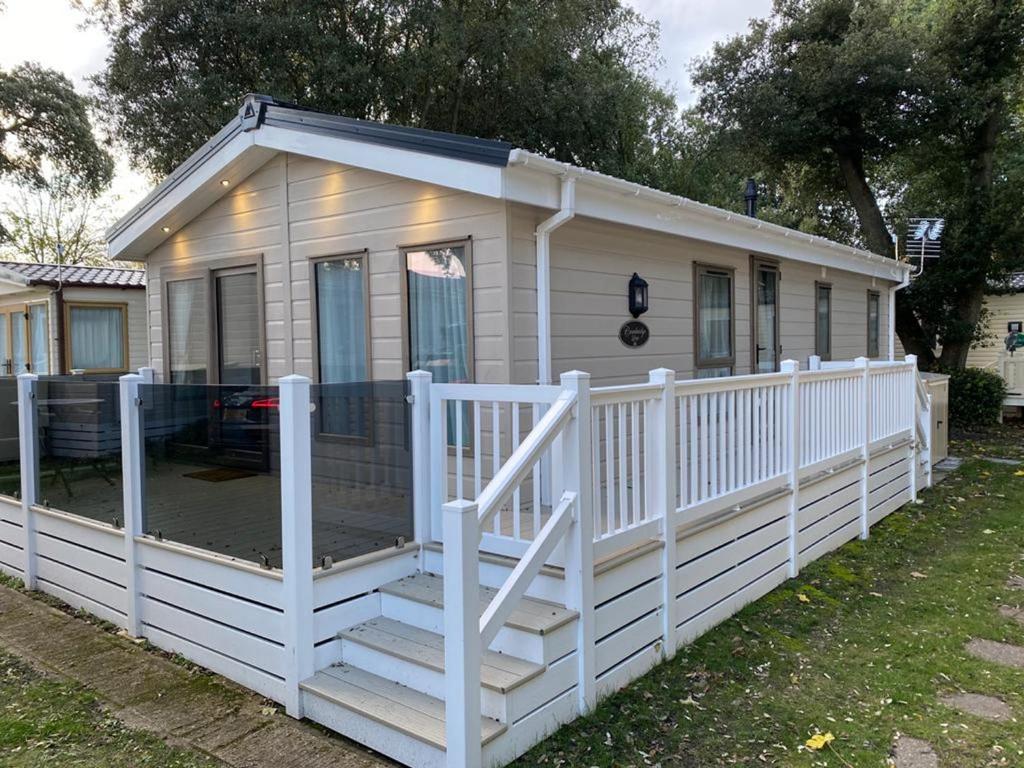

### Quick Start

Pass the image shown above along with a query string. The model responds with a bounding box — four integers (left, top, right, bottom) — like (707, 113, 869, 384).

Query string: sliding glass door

(215, 269, 262, 386)
(0, 303, 48, 376)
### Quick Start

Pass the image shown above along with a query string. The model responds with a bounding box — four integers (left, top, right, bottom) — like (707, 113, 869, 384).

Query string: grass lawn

(519, 424, 1024, 767)
(0, 651, 221, 767)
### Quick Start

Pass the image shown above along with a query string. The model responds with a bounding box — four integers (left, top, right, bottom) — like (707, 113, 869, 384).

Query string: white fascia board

(503, 160, 908, 283)
(254, 125, 505, 199)
(0, 269, 30, 289)
(107, 132, 275, 261)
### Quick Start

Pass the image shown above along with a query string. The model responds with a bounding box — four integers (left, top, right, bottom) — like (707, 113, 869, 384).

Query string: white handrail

(475, 389, 576, 531)
(479, 492, 576, 648)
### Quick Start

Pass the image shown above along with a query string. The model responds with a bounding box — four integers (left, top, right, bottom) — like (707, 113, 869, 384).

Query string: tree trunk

(835, 148, 937, 367)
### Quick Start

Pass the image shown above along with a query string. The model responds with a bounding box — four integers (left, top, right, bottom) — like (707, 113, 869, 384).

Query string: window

(27, 304, 49, 375)
(815, 283, 832, 361)
(404, 241, 472, 445)
(66, 303, 128, 373)
(695, 265, 734, 377)
(313, 255, 370, 438)
(166, 278, 208, 384)
(867, 290, 880, 358)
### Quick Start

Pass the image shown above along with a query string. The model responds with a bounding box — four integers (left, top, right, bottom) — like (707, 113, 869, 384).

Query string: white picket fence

(436, 355, 930, 766)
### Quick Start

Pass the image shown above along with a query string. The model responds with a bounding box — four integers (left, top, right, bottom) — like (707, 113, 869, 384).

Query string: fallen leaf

(797, 593, 811, 603)
(910, 571, 928, 579)
(983, 529, 995, 535)
(805, 732, 835, 750)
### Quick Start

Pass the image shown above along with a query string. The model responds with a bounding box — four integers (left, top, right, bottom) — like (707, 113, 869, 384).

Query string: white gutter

(535, 174, 576, 385)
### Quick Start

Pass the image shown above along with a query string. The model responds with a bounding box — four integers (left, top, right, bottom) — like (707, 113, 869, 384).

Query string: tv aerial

(900, 217, 945, 278)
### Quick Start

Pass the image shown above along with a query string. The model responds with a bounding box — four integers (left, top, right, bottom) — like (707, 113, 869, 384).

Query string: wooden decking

(36, 458, 411, 569)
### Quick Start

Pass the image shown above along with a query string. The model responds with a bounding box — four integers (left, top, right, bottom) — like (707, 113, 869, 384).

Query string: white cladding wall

(966, 292, 1024, 370)
(510, 206, 893, 387)
(145, 154, 511, 384)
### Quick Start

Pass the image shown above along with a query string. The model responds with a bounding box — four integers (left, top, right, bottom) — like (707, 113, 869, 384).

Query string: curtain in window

(168, 279, 208, 384)
(28, 304, 49, 375)
(11, 313, 26, 374)
(316, 258, 368, 437)
(407, 246, 470, 446)
(0, 314, 8, 375)
(816, 285, 831, 359)
(69, 306, 125, 371)
(317, 259, 367, 383)
(699, 271, 732, 367)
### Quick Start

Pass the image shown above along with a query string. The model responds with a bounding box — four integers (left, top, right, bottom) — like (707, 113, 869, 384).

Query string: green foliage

(0, 63, 113, 195)
(946, 366, 1008, 428)
(83, 0, 684, 186)
(693, 0, 1024, 368)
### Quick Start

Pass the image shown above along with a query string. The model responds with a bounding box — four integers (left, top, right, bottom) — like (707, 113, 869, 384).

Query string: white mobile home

(0, 95, 930, 768)
(966, 272, 1024, 411)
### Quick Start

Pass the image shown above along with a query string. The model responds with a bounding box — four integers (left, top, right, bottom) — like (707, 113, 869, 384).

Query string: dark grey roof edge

(107, 94, 513, 245)
(0, 261, 146, 288)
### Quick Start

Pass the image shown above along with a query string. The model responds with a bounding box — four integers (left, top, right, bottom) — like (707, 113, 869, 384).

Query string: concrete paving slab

(999, 604, 1024, 625)
(0, 583, 393, 768)
(893, 735, 939, 768)
(939, 692, 1012, 721)
(966, 638, 1024, 669)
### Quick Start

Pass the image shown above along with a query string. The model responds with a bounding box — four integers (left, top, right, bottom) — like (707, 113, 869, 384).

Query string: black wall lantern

(628, 272, 649, 318)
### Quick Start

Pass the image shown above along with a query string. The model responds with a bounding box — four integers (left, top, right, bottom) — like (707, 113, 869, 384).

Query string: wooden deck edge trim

(421, 541, 566, 580)
(134, 535, 284, 581)
(676, 485, 792, 540)
(593, 539, 663, 577)
(32, 505, 125, 538)
(313, 542, 420, 581)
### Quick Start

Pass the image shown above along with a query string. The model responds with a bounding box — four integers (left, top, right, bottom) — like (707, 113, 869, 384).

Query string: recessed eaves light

(220, 179, 230, 187)
(161, 226, 170, 233)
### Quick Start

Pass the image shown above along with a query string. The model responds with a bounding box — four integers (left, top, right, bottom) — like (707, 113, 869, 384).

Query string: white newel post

(443, 498, 482, 768)
(16, 373, 38, 588)
(279, 375, 314, 718)
(905, 355, 919, 503)
(560, 371, 596, 713)
(119, 373, 145, 637)
(407, 370, 432, 565)
(808, 355, 822, 371)
(781, 361, 800, 578)
(856, 357, 871, 539)
(138, 366, 156, 385)
(648, 368, 678, 659)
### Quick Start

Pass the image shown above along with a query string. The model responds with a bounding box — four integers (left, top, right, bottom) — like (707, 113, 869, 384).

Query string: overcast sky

(0, 0, 771, 213)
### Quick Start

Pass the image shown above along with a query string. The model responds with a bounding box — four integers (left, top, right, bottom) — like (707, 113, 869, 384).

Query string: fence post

(279, 374, 314, 718)
(905, 355, 919, 503)
(780, 360, 800, 578)
(648, 368, 678, 659)
(443, 498, 482, 768)
(856, 356, 871, 539)
(407, 370, 432, 566)
(16, 373, 38, 589)
(119, 373, 145, 637)
(560, 370, 596, 713)
(808, 355, 822, 371)
(137, 367, 155, 385)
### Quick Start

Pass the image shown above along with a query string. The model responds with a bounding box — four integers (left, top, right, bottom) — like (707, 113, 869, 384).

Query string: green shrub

(946, 367, 1007, 428)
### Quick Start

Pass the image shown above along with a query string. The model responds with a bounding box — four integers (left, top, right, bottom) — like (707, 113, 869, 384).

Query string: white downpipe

(890, 273, 910, 361)
(536, 176, 576, 385)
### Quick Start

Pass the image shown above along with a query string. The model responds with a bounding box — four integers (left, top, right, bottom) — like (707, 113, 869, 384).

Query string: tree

(82, 0, 683, 186)
(0, 177, 114, 265)
(693, 0, 1024, 369)
(0, 63, 114, 195)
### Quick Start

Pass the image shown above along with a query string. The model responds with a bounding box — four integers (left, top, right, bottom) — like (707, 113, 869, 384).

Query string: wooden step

(300, 665, 505, 750)
(379, 572, 577, 635)
(340, 617, 544, 694)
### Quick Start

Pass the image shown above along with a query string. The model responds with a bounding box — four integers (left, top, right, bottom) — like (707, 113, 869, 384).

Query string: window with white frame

(66, 303, 127, 373)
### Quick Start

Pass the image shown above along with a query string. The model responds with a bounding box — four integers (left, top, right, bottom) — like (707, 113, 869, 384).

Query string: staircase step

(300, 665, 505, 750)
(379, 572, 577, 635)
(340, 617, 544, 694)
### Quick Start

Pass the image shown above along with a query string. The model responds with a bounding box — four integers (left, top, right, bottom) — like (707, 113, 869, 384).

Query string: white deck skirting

(0, 358, 934, 768)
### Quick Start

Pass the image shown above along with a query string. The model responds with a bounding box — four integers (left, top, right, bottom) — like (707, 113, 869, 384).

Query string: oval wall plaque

(619, 320, 650, 348)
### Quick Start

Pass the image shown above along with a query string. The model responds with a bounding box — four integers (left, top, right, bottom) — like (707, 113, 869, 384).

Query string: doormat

(183, 467, 258, 483)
